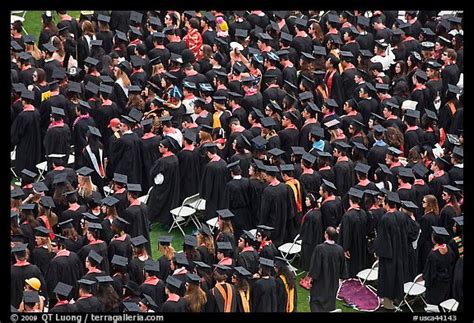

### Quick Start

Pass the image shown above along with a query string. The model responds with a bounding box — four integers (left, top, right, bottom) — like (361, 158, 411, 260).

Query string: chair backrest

(372, 260, 379, 270)
(182, 193, 200, 207)
(287, 234, 301, 253)
(414, 273, 424, 284)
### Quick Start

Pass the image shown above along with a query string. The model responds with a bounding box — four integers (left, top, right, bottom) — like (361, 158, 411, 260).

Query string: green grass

(20, 10, 82, 38)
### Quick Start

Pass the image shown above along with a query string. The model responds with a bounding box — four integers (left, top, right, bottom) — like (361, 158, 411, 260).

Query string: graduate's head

(213, 265, 229, 282)
(320, 179, 336, 198)
(239, 230, 257, 251)
(259, 257, 274, 277)
(305, 192, 318, 209)
(256, 225, 274, 242)
(203, 143, 218, 157)
(325, 226, 337, 242)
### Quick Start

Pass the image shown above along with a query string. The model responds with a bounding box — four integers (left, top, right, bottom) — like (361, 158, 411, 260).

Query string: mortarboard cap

(11, 187, 24, 199)
(97, 14, 111, 23)
(335, 141, 351, 151)
(183, 234, 197, 247)
(130, 11, 143, 23)
(447, 84, 461, 95)
(39, 195, 55, 208)
(352, 141, 368, 153)
(412, 163, 429, 178)
(401, 200, 418, 210)
(84, 56, 99, 67)
(324, 119, 341, 130)
(86, 222, 102, 230)
(198, 225, 213, 238)
(78, 278, 96, 286)
(317, 151, 332, 158)
(95, 275, 114, 284)
(453, 216, 463, 227)
(88, 125, 102, 138)
(58, 218, 74, 229)
(235, 28, 248, 38)
(126, 183, 142, 193)
(421, 27, 436, 37)
(186, 272, 201, 284)
(11, 40, 23, 52)
(166, 276, 182, 289)
(443, 185, 460, 195)
(216, 209, 235, 219)
(233, 266, 251, 278)
(144, 260, 160, 273)
(421, 41, 435, 50)
(322, 179, 337, 192)
(447, 16, 462, 24)
(348, 187, 364, 199)
(310, 126, 324, 138)
(432, 226, 450, 237)
(194, 261, 211, 270)
(398, 167, 415, 178)
(313, 46, 327, 57)
(387, 146, 402, 156)
(99, 83, 113, 95)
(53, 282, 73, 298)
(115, 30, 128, 42)
(302, 152, 317, 165)
(268, 147, 285, 157)
(128, 108, 144, 123)
(259, 257, 274, 268)
(123, 302, 140, 313)
(101, 195, 120, 207)
(111, 255, 128, 267)
(354, 163, 371, 175)
(405, 109, 420, 119)
(260, 117, 277, 129)
(373, 124, 387, 134)
(183, 130, 197, 143)
(19, 204, 35, 211)
(21, 168, 37, 179)
(386, 191, 401, 204)
(11, 243, 28, 253)
(34, 226, 50, 237)
(280, 164, 295, 172)
(291, 146, 306, 156)
(280, 32, 293, 43)
(357, 16, 370, 27)
(76, 166, 94, 176)
(251, 136, 268, 150)
(295, 18, 308, 29)
(90, 39, 103, 47)
(298, 91, 314, 101)
(21, 90, 35, 101)
(226, 159, 241, 170)
(42, 43, 58, 53)
(452, 146, 463, 159)
(327, 14, 340, 24)
(359, 49, 373, 58)
(216, 241, 233, 251)
(174, 252, 189, 266)
(23, 291, 40, 304)
(300, 52, 316, 62)
(78, 100, 91, 110)
(87, 250, 103, 265)
(131, 235, 148, 247)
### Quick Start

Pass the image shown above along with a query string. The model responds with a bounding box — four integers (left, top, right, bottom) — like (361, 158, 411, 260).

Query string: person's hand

(344, 250, 351, 259)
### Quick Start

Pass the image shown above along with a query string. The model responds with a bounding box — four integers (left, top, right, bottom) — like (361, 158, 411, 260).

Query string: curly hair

(384, 126, 404, 149)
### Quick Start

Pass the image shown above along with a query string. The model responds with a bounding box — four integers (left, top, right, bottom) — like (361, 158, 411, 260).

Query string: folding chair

(137, 187, 153, 204)
(36, 161, 48, 182)
(356, 259, 379, 292)
(10, 149, 18, 180)
(11, 11, 28, 34)
(187, 196, 206, 212)
(395, 274, 428, 312)
(278, 233, 302, 264)
(103, 186, 114, 197)
(206, 217, 219, 233)
(169, 193, 201, 236)
(440, 299, 459, 312)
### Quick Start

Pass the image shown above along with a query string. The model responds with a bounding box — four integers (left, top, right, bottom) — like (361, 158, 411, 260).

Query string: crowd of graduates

(10, 10, 463, 313)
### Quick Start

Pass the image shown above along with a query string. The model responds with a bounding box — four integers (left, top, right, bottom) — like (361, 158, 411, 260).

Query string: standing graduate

(199, 143, 228, 221)
(11, 244, 47, 308)
(49, 282, 76, 313)
(72, 101, 97, 169)
(337, 188, 368, 278)
(157, 236, 175, 281)
(423, 226, 457, 305)
(300, 193, 324, 272)
(43, 107, 71, 167)
(236, 230, 260, 276)
(140, 118, 161, 192)
(208, 264, 238, 312)
(319, 179, 344, 230)
(107, 216, 133, 262)
(110, 115, 144, 185)
(332, 141, 355, 197)
(138, 260, 166, 311)
(77, 222, 110, 275)
(122, 184, 151, 256)
(177, 130, 201, 203)
(161, 276, 187, 312)
(30, 226, 55, 276)
(128, 236, 152, 285)
(308, 227, 347, 312)
(225, 160, 253, 239)
(147, 138, 180, 229)
(250, 258, 278, 312)
(11, 90, 42, 174)
(80, 127, 107, 192)
(374, 192, 406, 310)
(256, 225, 279, 260)
(259, 165, 296, 246)
(74, 279, 104, 312)
(274, 257, 297, 312)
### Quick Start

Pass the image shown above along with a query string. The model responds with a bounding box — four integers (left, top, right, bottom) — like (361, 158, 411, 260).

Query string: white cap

(230, 42, 244, 52)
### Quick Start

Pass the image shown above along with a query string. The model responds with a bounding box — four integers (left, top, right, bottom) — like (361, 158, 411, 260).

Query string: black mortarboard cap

(235, 28, 248, 39)
(387, 146, 402, 156)
(131, 235, 148, 247)
(260, 117, 277, 129)
(194, 261, 211, 270)
(280, 164, 295, 172)
(268, 147, 285, 157)
(67, 81, 82, 94)
(198, 225, 213, 238)
(452, 146, 463, 159)
(130, 55, 145, 68)
(357, 16, 370, 27)
(183, 234, 197, 247)
(412, 163, 429, 178)
(21, 90, 35, 101)
(443, 185, 460, 195)
(99, 83, 113, 94)
(233, 266, 251, 278)
(128, 108, 143, 123)
(300, 51, 316, 62)
(11, 40, 23, 52)
(405, 109, 420, 119)
(401, 200, 418, 210)
(42, 43, 57, 53)
(101, 195, 120, 207)
(453, 216, 463, 227)
(352, 141, 368, 152)
(19, 204, 35, 211)
(378, 163, 393, 175)
(335, 141, 351, 151)
(310, 126, 324, 138)
(11, 187, 24, 199)
(174, 252, 189, 266)
(23, 291, 40, 304)
(87, 249, 103, 265)
(96, 275, 114, 284)
(87, 222, 102, 230)
(21, 168, 37, 179)
(144, 259, 160, 273)
(354, 162, 371, 175)
(130, 11, 143, 23)
(78, 278, 96, 286)
(84, 56, 99, 67)
(313, 46, 327, 57)
(11, 243, 28, 253)
(34, 226, 50, 237)
(123, 302, 139, 313)
(76, 166, 94, 177)
(166, 276, 182, 289)
(359, 49, 373, 58)
(216, 209, 234, 219)
(90, 39, 103, 47)
(53, 282, 73, 298)
(251, 136, 268, 150)
(259, 257, 274, 268)
(280, 32, 293, 43)
(58, 218, 74, 229)
(322, 179, 337, 192)
(291, 146, 306, 156)
(214, 264, 231, 274)
(317, 151, 332, 158)
(216, 241, 232, 251)
(447, 84, 461, 95)
(298, 91, 313, 101)
(398, 167, 415, 178)
(97, 14, 111, 23)
(432, 226, 450, 237)
(295, 18, 308, 29)
(78, 100, 91, 110)
(324, 119, 341, 130)
(373, 124, 387, 134)
(111, 255, 128, 267)
(115, 30, 128, 42)
(348, 187, 364, 199)
(88, 125, 102, 138)
(203, 11, 216, 22)
(226, 160, 241, 171)
(40, 195, 55, 208)
(386, 191, 401, 204)
(186, 272, 200, 284)
(302, 152, 317, 165)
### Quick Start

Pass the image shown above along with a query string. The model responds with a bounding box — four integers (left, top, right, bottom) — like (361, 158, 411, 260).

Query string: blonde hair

(77, 175, 97, 198)
(116, 68, 131, 87)
(159, 244, 176, 261)
(184, 283, 207, 312)
(220, 219, 234, 234)
(37, 236, 52, 252)
(197, 232, 215, 255)
(26, 43, 43, 61)
(423, 195, 439, 215)
(82, 20, 95, 36)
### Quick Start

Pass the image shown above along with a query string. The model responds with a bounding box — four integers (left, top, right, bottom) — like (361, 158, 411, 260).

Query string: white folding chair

(67, 154, 75, 166)
(206, 217, 219, 233)
(356, 259, 379, 292)
(187, 196, 206, 212)
(138, 186, 153, 204)
(395, 274, 428, 312)
(11, 11, 28, 34)
(440, 299, 459, 312)
(36, 161, 48, 182)
(278, 233, 302, 264)
(103, 186, 114, 197)
(10, 149, 18, 180)
(169, 193, 201, 236)
(249, 229, 257, 237)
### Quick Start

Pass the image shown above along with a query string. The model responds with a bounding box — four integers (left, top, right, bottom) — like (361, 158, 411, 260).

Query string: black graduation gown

(74, 295, 104, 312)
(73, 117, 97, 168)
(423, 247, 456, 305)
(228, 152, 252, 178)
(44, 168, 78, 192)
(439, 205, 458, 235)
(107, 234, 133, 262)
(30, 246, 55, 276)
(161, 298, 187, 312)
(299, 172, 322, 201)
(308, 242, 347, 312)
(259, 242, 278, 261)
(139, 278, 166, 311)
(299, 122, 319, 151)
(452, 256, 463, 310)
(44, 124, 71, 164)
(122, 204, 151, 255)
(404, 127, 424, 153)
(278, 128, 300, 162)
(262, 86, 286, 108)
(111, 132, 144, 185)
(77, 241, 110, 275)
(428, 173, 450, 205)
(197, 245, 215, 267)
(241, 93, 263, 113)
(236, 249, 260, 275)
(341, 67, 357, 102)
(177, 148, 201, 203)
(112, 190, 129, 219)
(398, 186, 417, 204)
(128, 258, 147, 285)
(320, 197, 344, 230)
(147, 155, 180, 226)
(275, 275, 297, 312)
(11, 109, 42, 173)
(448, 166, 463, 186)
(334, 159, 355, 197)
(418, 213, 437, 273)
(300, 209, 324, 272)
(249, 178, 267, 226)
(49, 302, 77, 313)
(260, 183, 296, 247)
(199, 158, 228, 221)
(140, 135, 161, 192)
(338, 208, 368, 278)
(11, 262, 46, 308)
(157, 256, 172, 281)
(367, 144, 388, 172)
(406, 215, 421, 282)
(225, 177, 253, 238)
(374, 211, 405, 300)
(250, 277, 277, 312)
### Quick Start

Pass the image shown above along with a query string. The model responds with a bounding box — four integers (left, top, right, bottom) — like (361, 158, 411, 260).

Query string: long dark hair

(275, 262, 296, 290)
(96, 284, 121, 312)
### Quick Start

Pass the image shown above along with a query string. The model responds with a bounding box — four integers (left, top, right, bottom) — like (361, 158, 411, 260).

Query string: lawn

(18, 10, 83, 39)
